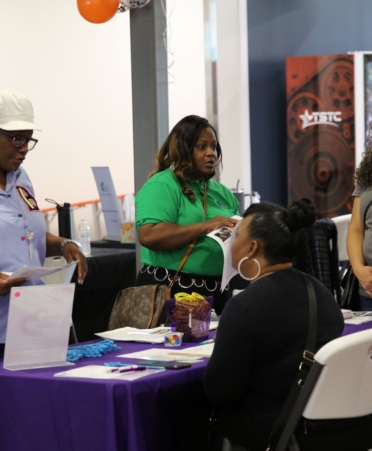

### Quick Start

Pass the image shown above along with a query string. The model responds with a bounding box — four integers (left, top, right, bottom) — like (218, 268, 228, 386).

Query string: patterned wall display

(365, 54, 372, 138)
(286, 54, 355, 218)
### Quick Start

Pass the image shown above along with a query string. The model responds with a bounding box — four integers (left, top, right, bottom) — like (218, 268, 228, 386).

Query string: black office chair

(294, 218, 342, 303)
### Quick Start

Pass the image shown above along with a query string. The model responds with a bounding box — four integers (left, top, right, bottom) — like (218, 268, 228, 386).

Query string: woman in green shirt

(135, 115, 240, 313)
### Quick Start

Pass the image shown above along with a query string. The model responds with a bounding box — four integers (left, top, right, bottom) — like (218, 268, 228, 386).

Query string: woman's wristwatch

(61, 239, 83, 253)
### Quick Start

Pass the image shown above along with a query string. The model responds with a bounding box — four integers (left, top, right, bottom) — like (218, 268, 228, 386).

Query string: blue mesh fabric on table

(67, 340, 121, 362)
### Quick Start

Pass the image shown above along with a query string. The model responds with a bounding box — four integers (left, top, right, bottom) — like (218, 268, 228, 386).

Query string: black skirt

(136, 265, 230, 315)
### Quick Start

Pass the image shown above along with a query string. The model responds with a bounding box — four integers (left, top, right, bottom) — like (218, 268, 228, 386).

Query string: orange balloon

(77, 0, 120, 24)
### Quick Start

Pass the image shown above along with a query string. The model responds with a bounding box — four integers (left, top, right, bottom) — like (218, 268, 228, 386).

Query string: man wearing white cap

(0, 90, 88, 356)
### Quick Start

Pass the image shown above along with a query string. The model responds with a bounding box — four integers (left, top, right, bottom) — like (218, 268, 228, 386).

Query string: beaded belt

(140, 265, 228, 292)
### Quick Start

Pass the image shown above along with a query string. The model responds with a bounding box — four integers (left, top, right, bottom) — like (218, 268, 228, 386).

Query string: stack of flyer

(343, 310, 372, 325)
(341, 309, 353, 320)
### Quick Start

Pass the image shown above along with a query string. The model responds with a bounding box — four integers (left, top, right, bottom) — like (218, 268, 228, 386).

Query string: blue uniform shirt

(0, 167, 46, 342)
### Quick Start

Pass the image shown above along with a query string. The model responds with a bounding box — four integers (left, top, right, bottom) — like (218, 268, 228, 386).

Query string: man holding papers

(0, 89, 88, 356)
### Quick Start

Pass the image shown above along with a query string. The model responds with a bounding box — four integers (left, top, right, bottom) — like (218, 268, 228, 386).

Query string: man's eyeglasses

(0, 129, 38, 150)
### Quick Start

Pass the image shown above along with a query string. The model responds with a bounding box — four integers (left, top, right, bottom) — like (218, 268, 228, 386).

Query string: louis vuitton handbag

(108, 241, 196, 330)
(108, 283, 170, 330)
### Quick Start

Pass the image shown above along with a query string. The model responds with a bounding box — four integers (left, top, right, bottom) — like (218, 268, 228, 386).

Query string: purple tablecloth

(1, 321, 371, 451)
(343, 321, 372, 336)
(0, 339, 210, 451)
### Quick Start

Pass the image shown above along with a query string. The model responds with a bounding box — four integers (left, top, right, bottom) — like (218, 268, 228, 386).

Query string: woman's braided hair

(242, 198, 316, 265)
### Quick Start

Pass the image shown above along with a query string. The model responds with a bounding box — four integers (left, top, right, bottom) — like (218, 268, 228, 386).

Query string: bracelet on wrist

(61, 239, 82, 253)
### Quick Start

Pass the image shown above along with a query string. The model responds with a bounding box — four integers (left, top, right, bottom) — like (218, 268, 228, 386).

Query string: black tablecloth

(71, 248, 136, 342)
(91, 240, 135, 249)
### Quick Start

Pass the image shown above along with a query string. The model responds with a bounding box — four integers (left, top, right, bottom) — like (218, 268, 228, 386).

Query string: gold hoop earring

(238, 257, 261, 281)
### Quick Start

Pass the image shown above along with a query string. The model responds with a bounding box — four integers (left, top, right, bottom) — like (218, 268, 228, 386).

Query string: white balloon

(118, 2, 129, 12)
(120, 0, 150, 8)
(137, 0, 150, 8)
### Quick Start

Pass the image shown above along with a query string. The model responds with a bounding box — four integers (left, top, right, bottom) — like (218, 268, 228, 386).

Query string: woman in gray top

(347, 131, 372, 309)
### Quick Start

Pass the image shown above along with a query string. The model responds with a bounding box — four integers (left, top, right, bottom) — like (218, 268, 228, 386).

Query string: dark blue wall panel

(248, 0, 372, 206)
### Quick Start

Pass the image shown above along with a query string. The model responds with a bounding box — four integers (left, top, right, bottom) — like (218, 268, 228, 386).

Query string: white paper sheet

(92, 167, 123, 239)
(344, 317, 372, 325)
(95, 326, 171, 344)
(54, 364, 165, 380)
(8, 261, 77, 280)
(220, 218, 243, 291)
(97, 325, 217, 343)
(207, 215, 242, 260)
(117, 347, 203, 362)
(166, 343, 215, 358)
(341, 309, 353, 319)
(344, 311, 372, 325)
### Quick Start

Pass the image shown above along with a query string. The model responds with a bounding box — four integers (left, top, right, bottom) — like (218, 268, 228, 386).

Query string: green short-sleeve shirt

(135, 169, 240, 276)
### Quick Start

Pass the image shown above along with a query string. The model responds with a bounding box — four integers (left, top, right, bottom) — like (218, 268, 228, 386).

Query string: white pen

(199, 339, 215, 345)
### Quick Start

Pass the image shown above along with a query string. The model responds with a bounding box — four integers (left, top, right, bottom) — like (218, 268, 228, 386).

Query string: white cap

(0, 89, 41, 131)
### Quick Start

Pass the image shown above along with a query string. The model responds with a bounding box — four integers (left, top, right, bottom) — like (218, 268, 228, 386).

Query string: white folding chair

(275, 329, 372, 451)
(331, 214, 351, 277)
(42, 256, 76, 285)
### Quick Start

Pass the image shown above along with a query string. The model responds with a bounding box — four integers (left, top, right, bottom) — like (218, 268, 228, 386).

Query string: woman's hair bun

(287, 198, 316, 230)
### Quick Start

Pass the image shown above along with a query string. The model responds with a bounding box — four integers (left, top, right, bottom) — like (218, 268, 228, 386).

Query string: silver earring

(238, 257, 261, 281)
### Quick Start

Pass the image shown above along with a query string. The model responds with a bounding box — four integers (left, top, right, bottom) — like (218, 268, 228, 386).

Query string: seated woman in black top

(203, 199, 350, 451)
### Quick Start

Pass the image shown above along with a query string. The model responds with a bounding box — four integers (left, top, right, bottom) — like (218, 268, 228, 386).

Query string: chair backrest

(304, 218, 342, 301)
(331, 214, 351, 262)
(42, 256, 75, 284)
(303, 328, 372, 419)
(274, 329, 372, 451)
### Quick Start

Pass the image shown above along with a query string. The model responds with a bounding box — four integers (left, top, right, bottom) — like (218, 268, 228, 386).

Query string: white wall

(0, 0, 208, 238)
(0, 1, 133, 238)
(167, 0, 207, 129)
(0, 1, 250, 238)
(216, 0, 251, 202)
(167, 0, 251, 205)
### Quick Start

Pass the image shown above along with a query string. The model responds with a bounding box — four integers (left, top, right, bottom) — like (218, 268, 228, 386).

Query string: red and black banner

(286, 54, 355, 218)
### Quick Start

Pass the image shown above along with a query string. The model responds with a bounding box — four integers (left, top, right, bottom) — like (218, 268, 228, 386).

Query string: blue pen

(199, 339, 215, 345)
(104, 362, 132, 367)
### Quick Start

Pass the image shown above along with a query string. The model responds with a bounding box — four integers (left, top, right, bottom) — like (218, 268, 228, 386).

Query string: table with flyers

(0, 336, 211, 451)
(0, 319, 369, 451)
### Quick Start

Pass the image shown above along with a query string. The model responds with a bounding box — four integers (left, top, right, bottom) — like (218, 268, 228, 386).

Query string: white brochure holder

(4, 284, 76, 371)
(91, 166, 123, 241)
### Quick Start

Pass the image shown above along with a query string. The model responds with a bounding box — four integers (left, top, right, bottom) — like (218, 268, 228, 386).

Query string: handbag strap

(166, 183, 208, 298)
(267, 272, 317, 451)
(146, 284, 164, 329)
